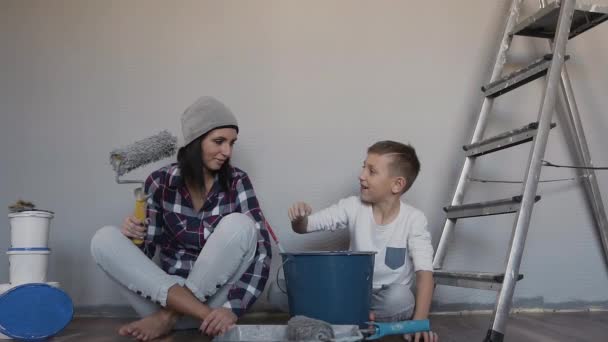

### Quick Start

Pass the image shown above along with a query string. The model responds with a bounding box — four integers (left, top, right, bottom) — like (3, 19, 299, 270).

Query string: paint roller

(109, 130, 286, 251)
(109, 130, 178, 245)
(286, 315, 431, 341)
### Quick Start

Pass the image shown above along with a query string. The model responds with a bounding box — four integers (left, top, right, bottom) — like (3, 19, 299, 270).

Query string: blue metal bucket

(280, 251, 375, 326)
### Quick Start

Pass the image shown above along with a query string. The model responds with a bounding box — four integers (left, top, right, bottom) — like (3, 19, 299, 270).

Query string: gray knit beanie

(181, 96, 239, 146)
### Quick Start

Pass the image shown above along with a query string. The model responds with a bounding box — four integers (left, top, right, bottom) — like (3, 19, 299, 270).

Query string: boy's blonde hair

(367, 141, 420, 193)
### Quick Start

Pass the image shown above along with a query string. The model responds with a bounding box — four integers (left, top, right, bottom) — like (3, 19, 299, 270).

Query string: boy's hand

(405, 331, 439, 342)
(288, 202, 312, 222)
(288, 202, 312, 234)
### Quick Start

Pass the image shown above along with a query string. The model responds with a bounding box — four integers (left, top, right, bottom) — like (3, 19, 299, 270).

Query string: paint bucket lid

(8, 210, 54, 219)
(0, 283, 73, 341)
(0, 282, 60, 295)
(7, 248, 50, 255)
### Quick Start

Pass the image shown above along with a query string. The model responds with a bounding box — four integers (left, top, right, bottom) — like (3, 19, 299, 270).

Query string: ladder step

(463, 122, 557, 157)
(482, 54, 570, 98)
(511, 1, 608, 40)
(434, 270, 524, 291)
(444, 196, 541, 219)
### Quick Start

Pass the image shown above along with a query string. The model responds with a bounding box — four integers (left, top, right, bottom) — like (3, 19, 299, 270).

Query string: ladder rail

(557, 66, 608, 267)
(432, 1, 608, 340)
(433, 0, 525, 269)
(538, 0, 608, 268)
(489, 1, 576, 339)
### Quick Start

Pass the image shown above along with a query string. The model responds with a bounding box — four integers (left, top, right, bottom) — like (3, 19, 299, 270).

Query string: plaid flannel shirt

(140, 164, 272, 317)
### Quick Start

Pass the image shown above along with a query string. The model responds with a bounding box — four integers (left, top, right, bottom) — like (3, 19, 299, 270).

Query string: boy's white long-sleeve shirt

(306, 196, 434, 289)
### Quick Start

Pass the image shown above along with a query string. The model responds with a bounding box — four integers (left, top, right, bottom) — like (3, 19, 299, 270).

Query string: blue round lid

(0, 283, 73, 341)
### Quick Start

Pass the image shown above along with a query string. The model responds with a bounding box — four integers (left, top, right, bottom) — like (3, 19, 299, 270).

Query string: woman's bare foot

(118, 309, 179, 341)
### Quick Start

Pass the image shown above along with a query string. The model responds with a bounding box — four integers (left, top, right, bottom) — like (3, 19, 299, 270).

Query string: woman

(91, 96, 271, 341)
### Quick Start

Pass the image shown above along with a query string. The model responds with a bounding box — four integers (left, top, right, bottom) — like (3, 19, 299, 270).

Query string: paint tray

(213, 324, 364, 342)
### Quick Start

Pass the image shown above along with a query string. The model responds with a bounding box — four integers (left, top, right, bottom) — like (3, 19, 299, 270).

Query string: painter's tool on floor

(287, 316, 431, 342)
(213, 324, 362, 342)
(359, 319, 430, 340)
(286, 315, 335, 341)
(109, 130, 177, 245)
(214, 315, 431, 341)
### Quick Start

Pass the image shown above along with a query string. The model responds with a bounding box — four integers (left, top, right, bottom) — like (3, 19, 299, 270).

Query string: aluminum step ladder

(432, 1, 608, 341)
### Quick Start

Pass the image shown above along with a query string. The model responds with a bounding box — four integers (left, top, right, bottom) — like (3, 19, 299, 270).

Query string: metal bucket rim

(8, 210, 54, 219)
(280, 251, 376, 256)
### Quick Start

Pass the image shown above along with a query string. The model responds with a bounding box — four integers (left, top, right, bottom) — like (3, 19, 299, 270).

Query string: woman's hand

(120, 215, 147, 240)
(200, 307, 237, 336)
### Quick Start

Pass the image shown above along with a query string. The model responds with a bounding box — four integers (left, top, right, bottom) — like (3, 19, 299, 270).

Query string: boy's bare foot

(118, 309, 179, 341)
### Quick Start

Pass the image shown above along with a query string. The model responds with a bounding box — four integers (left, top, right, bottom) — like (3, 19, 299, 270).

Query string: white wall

(1, 0, 607, 313)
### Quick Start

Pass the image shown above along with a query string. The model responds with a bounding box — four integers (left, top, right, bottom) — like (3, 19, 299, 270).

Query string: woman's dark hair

(177, 132, 233, 194)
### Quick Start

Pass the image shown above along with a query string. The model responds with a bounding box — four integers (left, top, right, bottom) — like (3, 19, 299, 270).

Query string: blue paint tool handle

(364, 319, 430, 340)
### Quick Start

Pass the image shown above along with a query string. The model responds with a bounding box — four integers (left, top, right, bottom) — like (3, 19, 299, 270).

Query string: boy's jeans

(90, 213, 257, 329)
(268, 279, 415, 322)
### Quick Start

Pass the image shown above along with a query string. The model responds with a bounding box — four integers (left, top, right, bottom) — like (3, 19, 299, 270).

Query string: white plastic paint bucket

(7, 248, 50, 285)
(8, 210, 53, 248)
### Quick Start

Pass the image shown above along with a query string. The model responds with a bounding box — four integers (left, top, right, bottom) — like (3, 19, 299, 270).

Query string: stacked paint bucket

(0, 210, 61, 340)
(6, 210, 56, 287)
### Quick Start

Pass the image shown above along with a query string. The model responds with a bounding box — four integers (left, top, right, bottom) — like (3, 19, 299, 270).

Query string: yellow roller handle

(132, 188, 147, 245)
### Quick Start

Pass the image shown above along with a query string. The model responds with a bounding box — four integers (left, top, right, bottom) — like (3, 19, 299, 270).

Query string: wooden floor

(54, 311, 608, 341)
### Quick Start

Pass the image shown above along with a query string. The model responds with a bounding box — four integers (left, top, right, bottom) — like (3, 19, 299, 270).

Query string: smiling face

(200, 127, 238, 172)
(359, 153, 406, 204)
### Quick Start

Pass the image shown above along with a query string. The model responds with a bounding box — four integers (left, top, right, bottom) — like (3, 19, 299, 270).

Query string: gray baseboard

(431, 297, 608, 313)
(76, 298, 608, 318)
(75, 305, 136, 318)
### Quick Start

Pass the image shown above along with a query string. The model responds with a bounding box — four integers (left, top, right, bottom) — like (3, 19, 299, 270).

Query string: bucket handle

(276, 257, 290, 294)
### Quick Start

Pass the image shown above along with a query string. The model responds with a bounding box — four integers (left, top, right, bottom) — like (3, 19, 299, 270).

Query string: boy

(286, 141, 438, 342)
